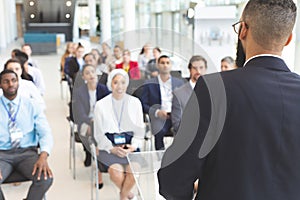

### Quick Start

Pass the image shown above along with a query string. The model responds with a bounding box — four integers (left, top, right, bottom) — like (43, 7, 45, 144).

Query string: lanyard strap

(1, 97, 21, 122)
(112, 97, 125, 132)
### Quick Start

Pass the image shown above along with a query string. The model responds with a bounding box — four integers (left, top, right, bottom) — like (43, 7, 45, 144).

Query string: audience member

(2, 59, 45, 111)
(221, 56, 236, 71)
(172, 55, 207, 133)
(116, 49, 141, 80)
(60, 42, 77, 80)
(141, 55, 184, 150)
(0, 69, 53, 200)
(107, 45, 123, 72)
(138, 43, 152, 78)
(67, 43, 85, 82)
(91, 48, 109, 73)
(15, 51, 46, 96)
(84, 53, 108, 85)
(11, 51, 33, 83)
(100, 42, 114, 67)
(11, 49, 22, 58)
(158, 1, 299, 199)
(94, 69, 144, 200)
(72, 64, 110, 188)
(22, 44, 38, 68)
(146, 47, 161, 78)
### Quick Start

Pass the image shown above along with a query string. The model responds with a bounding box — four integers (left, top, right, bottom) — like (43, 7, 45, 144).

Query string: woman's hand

(123, 144, 136, 153)
(111, 146, 127, 158)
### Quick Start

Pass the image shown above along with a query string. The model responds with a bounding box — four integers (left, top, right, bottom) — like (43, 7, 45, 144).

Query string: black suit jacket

(73, 83, 110, 130)
(67, 57, 80, 81)
(158, 56, 300, 200)
(141, 76, 184, 134)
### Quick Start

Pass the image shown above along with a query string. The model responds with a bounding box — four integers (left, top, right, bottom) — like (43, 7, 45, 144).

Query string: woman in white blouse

(94, 69, 144, 200)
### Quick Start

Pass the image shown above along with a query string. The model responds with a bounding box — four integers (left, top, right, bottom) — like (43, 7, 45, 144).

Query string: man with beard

(171, 55, 207, 134)
(0, 69, 53, 200)
(158, 0, 300, 199)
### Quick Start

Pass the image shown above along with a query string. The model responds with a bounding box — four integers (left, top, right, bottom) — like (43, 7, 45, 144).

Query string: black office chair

(126, 79, 145, 96)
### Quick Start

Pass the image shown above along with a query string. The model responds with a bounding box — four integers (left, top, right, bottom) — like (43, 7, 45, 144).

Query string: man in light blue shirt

(0, 69, 53, 200)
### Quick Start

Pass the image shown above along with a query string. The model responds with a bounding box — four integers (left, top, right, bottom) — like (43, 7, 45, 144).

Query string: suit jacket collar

(244, 56, 290, 72)
(155, 75, 179, 90)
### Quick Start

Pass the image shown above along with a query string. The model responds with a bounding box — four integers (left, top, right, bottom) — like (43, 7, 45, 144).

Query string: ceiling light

(66, 1, 72, 7)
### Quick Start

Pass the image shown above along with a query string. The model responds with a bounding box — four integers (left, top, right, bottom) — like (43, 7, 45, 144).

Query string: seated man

(172, 55, 207, 133)
(141, 55, 184, 150)
(0, 69, 53, 200)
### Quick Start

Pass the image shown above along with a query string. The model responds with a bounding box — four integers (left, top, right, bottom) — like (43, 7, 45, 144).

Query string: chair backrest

(126, 79, 145, 98)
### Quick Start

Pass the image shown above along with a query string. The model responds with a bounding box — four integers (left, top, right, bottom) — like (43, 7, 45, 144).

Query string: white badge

(10, 128, 23, 142)
(114, 134, 126, 145)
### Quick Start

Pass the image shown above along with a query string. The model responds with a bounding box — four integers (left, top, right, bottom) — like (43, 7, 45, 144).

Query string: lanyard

(111, 97, 125, 132)
(1, 97, 21, 122)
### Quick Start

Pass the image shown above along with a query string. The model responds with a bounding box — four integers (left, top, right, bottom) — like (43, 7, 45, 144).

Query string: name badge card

(10, 128, 23, 142)
(114, 134, 126, 145)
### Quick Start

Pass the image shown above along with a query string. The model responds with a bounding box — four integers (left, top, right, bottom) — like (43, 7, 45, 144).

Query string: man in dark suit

(171, 55, 207, 134)
(141, 55, 184, 150)
(158, 0, 300, 200)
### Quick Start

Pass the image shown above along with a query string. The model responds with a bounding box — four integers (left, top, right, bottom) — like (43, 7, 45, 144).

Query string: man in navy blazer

(158, 0, 300, 199)
(141, 55, 184, 150)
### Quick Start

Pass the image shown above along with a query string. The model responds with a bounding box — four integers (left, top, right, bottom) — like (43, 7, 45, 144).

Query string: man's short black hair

(158, 55, 170, 63)
(0, 69, 18, 83)
(14, 51, 29, 66)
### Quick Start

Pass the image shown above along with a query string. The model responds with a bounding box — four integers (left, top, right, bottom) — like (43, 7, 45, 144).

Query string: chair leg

(60, 81, 63, 100)
(90, 142, 99, 200)
(68, 118, 76, 180)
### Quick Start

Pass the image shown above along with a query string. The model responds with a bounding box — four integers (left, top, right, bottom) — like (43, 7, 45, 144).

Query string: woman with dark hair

(145, 47, 161, 78)
(13, 51, 34, 82)
(138, 43, 152, 78)
(73, 64, 110, 189)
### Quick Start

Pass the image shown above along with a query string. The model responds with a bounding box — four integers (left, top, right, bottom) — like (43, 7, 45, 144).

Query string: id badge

(114, 134, 126, 145)
(10, 128, 23, 142)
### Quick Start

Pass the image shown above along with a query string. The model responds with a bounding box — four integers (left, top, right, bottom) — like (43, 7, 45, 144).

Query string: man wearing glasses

(159, 0, 299, 199)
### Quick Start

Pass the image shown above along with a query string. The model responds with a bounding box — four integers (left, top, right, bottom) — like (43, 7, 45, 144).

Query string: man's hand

(32, 152, 53, 181)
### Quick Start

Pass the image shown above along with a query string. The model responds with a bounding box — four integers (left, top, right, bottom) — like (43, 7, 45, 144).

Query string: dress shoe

(84, 152, 91, 167)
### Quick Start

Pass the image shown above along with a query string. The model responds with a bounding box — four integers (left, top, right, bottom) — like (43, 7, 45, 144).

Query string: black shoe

(98, 183, 104, 189)
(84, 152, 91, 167)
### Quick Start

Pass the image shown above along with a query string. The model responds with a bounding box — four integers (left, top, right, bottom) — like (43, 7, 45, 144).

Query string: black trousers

(154, 118, 172, 150)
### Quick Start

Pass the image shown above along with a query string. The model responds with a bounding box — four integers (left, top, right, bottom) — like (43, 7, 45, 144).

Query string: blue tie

(8, 102, 20, 148)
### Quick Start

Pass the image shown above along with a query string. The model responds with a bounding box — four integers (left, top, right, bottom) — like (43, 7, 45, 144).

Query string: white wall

(0, 0, 17, 50)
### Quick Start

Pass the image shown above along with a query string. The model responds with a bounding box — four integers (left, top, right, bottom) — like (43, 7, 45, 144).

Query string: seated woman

(73, 64, 110, 189)
(94, 69, 145, 200)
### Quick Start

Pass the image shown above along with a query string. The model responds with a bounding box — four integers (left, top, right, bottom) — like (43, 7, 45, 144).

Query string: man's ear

(238, 22, 248, 40)
(285, 33, 293, 46)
